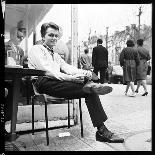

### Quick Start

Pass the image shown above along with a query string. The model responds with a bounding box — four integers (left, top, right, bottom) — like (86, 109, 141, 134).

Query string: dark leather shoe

(142, 92, 148, 96)
(96, 131, 124, 143)
(135, 90, 138, 93)
(83, 82, 113, 95)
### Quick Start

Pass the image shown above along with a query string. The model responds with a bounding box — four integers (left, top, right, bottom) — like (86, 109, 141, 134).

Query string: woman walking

(119, 40, 140, 97)
(135, 39, 151, 96)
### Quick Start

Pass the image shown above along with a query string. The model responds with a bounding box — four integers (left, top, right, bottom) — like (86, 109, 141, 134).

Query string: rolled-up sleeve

(60, 61, 86, 75)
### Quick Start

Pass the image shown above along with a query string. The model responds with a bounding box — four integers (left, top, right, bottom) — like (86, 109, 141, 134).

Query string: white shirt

(28, 45, 88, 81)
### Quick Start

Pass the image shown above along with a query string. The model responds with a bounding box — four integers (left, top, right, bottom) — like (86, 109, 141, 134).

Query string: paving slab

(124, 130, 151, 151)
(8, 84, 151, 151)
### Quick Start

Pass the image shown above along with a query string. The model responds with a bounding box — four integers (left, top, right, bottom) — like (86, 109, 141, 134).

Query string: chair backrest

(32, 82, 41, 96)
(31, 77, 66, 102)
(31, 77, 43, 96)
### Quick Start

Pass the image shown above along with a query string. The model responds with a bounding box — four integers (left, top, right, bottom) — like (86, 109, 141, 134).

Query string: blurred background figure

(53, 40, 69, 63)
(119, 39, 140, 97)
(107, 61, 113, 84)
(135, 39, 151, 96)
(5, 27, 25, 66)
(5, 24, 28, 105)
(80, 48, 93, 70)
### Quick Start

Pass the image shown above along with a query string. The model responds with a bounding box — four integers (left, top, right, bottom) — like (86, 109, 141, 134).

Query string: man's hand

(71, 74, 85, 83)
(84, 70, 92, 81)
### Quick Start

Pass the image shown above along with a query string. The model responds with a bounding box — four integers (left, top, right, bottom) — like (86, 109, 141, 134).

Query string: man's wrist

(85, 70, 92, 80)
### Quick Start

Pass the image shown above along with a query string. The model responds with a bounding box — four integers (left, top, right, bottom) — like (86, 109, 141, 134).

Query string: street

(80, 83, 151, 151)
(11, 83, 151, 151)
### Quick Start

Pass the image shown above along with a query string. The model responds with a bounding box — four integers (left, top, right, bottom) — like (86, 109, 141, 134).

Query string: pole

(137, 6, 142, 39)
(25, 4, 29, 56)
(71, 4, 78, 67)
(106, 27, 109, 49)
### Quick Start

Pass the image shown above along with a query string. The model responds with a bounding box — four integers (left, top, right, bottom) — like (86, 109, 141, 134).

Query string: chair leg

(31, 96, 34, 135)
(68, 100, 70, 128)
(45, 101, 49, 145)
(79, 98, 84, 137)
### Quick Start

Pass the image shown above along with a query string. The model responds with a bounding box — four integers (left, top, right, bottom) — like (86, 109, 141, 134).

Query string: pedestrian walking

(80, 48, 93, 70)
(28, 22, 124, 143)
(92, 39, 108, 84)
(119, 39, 140, 97)
(135, 39, 151, 96)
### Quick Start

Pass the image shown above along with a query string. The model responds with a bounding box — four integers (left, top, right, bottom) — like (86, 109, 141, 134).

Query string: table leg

(26, 77, 31, 105)
(10, 76, 20, 141)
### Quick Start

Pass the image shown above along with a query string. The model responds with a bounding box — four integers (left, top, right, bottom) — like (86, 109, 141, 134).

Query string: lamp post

(106, 27, 109, 49)
(137, 6, 142, 39)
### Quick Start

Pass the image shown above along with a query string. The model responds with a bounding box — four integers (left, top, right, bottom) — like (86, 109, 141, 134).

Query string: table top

(5, 65, 46, 76)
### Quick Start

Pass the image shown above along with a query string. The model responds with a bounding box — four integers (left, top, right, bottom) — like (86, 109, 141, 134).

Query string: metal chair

(31, 79, 83, 145)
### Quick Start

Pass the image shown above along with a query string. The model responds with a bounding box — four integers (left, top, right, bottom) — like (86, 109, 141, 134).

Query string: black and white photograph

(2, 2, 152, 151)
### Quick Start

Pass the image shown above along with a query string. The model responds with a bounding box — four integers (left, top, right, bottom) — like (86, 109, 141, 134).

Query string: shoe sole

(96, 135, 124, 143)
(83, 85, 113, 95)
(96, 137, 124, 143)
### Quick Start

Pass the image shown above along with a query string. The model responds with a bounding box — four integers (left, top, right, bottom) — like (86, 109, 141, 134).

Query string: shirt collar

(43, 44, 54, 55)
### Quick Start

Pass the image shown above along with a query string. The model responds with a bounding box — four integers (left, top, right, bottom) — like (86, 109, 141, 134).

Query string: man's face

(43, 27, 59, 48)
(10, 29, 24, 45)
(17, 30, 24, 42)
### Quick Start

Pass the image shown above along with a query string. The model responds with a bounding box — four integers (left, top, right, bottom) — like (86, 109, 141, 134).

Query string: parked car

(111, 65, 123, 84)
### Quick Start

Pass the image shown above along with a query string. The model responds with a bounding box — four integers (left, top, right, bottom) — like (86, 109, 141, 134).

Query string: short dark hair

(97, 39, 103, 44)
(137, 39, 144, 46)
(40, 22, 59, 38)
(84, 49, 89, 54)
(126, 39, 134, 47)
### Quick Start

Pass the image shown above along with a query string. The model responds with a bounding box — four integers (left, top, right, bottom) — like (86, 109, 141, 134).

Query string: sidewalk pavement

(80, 84, 152, 151)
(7, 84, 151, 151)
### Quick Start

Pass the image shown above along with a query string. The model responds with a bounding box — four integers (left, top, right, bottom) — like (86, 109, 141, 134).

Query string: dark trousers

(93, 67, 107, 84)
(35, 77, 108, 127)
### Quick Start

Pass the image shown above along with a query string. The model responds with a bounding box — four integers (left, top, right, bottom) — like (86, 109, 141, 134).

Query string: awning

(4, 4, 54, 38)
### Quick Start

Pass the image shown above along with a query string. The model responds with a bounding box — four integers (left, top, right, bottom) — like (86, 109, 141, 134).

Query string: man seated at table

(28, 22, 124, 143)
